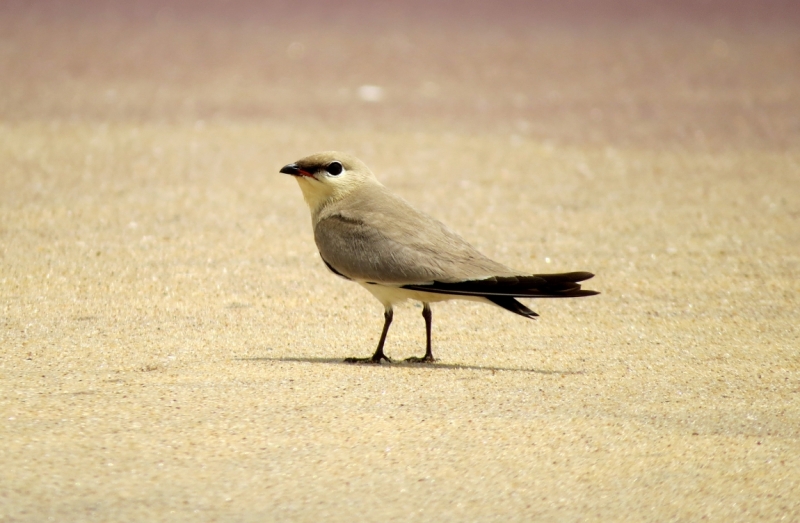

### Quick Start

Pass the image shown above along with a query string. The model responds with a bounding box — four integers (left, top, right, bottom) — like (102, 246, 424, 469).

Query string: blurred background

(2, 0, 798, 149)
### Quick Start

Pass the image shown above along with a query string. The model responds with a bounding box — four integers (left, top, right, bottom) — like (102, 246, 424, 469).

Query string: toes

(404, 356, 436, 363)
(343, 357, 391, 365)
(344, 357, 371, 364)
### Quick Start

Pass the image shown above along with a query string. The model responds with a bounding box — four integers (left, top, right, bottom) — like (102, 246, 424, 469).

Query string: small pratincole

(281, 151, 598, 363)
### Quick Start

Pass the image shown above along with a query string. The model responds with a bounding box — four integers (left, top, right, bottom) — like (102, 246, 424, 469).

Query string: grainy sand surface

(1, 1, 799, 521)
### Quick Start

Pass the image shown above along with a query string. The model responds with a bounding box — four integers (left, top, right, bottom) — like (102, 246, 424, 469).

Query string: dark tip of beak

(280, 163, 302, 176)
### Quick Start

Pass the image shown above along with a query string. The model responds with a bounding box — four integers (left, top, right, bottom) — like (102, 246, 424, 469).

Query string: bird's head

(280, 151, 379, 213)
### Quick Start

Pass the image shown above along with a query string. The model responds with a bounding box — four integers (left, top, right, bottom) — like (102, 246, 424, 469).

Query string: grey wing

(314, 209, 513, 285)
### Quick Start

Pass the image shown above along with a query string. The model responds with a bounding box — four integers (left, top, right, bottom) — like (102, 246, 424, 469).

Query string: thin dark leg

(345, 308, 393, 364)
(405, 303, 435, 363)
(371, 308, 394, 362)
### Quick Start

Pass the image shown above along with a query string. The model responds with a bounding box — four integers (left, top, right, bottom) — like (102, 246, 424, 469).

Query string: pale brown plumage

(281, 151, 598, 363)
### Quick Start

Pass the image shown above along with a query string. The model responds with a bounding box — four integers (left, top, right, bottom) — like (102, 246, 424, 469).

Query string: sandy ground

(1, 1, 799, 521)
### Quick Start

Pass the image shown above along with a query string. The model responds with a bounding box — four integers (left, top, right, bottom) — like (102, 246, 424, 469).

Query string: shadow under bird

(281, 151, 598, 363)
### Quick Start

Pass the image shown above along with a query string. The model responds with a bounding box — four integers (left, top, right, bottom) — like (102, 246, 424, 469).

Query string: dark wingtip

(536, 271, 595, 283)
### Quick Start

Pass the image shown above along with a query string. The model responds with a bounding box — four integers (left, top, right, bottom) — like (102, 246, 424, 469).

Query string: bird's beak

(280, 163, 312, 177)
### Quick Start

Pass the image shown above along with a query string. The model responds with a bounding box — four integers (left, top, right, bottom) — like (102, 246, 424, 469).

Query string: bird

(280, 151, 598, 364)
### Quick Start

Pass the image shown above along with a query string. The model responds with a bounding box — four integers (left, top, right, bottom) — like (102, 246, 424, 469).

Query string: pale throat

(296, 178, 334, 215)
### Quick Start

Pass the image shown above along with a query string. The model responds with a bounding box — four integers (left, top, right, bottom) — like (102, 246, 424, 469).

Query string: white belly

(357, 281, 489, 308)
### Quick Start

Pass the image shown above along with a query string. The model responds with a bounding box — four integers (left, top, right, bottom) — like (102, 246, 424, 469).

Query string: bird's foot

(344, 355, 392, 365)
(404, 355, 436, 363)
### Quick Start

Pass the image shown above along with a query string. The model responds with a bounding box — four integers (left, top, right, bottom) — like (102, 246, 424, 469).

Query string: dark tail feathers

(402, 271, 598, 319)
(486, 296, 539, 318)
(402, 271, 598, 298)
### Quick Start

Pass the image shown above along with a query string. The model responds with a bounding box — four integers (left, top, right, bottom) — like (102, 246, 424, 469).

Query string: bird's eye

(325, 161, 343, 176)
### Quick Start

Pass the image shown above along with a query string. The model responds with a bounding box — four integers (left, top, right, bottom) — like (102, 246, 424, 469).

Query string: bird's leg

(370, 308, 394, 363)
(405, 303, 436, 363)
(345, 308, 393, 364)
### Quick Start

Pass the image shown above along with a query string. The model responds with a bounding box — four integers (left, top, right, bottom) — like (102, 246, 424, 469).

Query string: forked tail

(402, 271, 599, 319)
